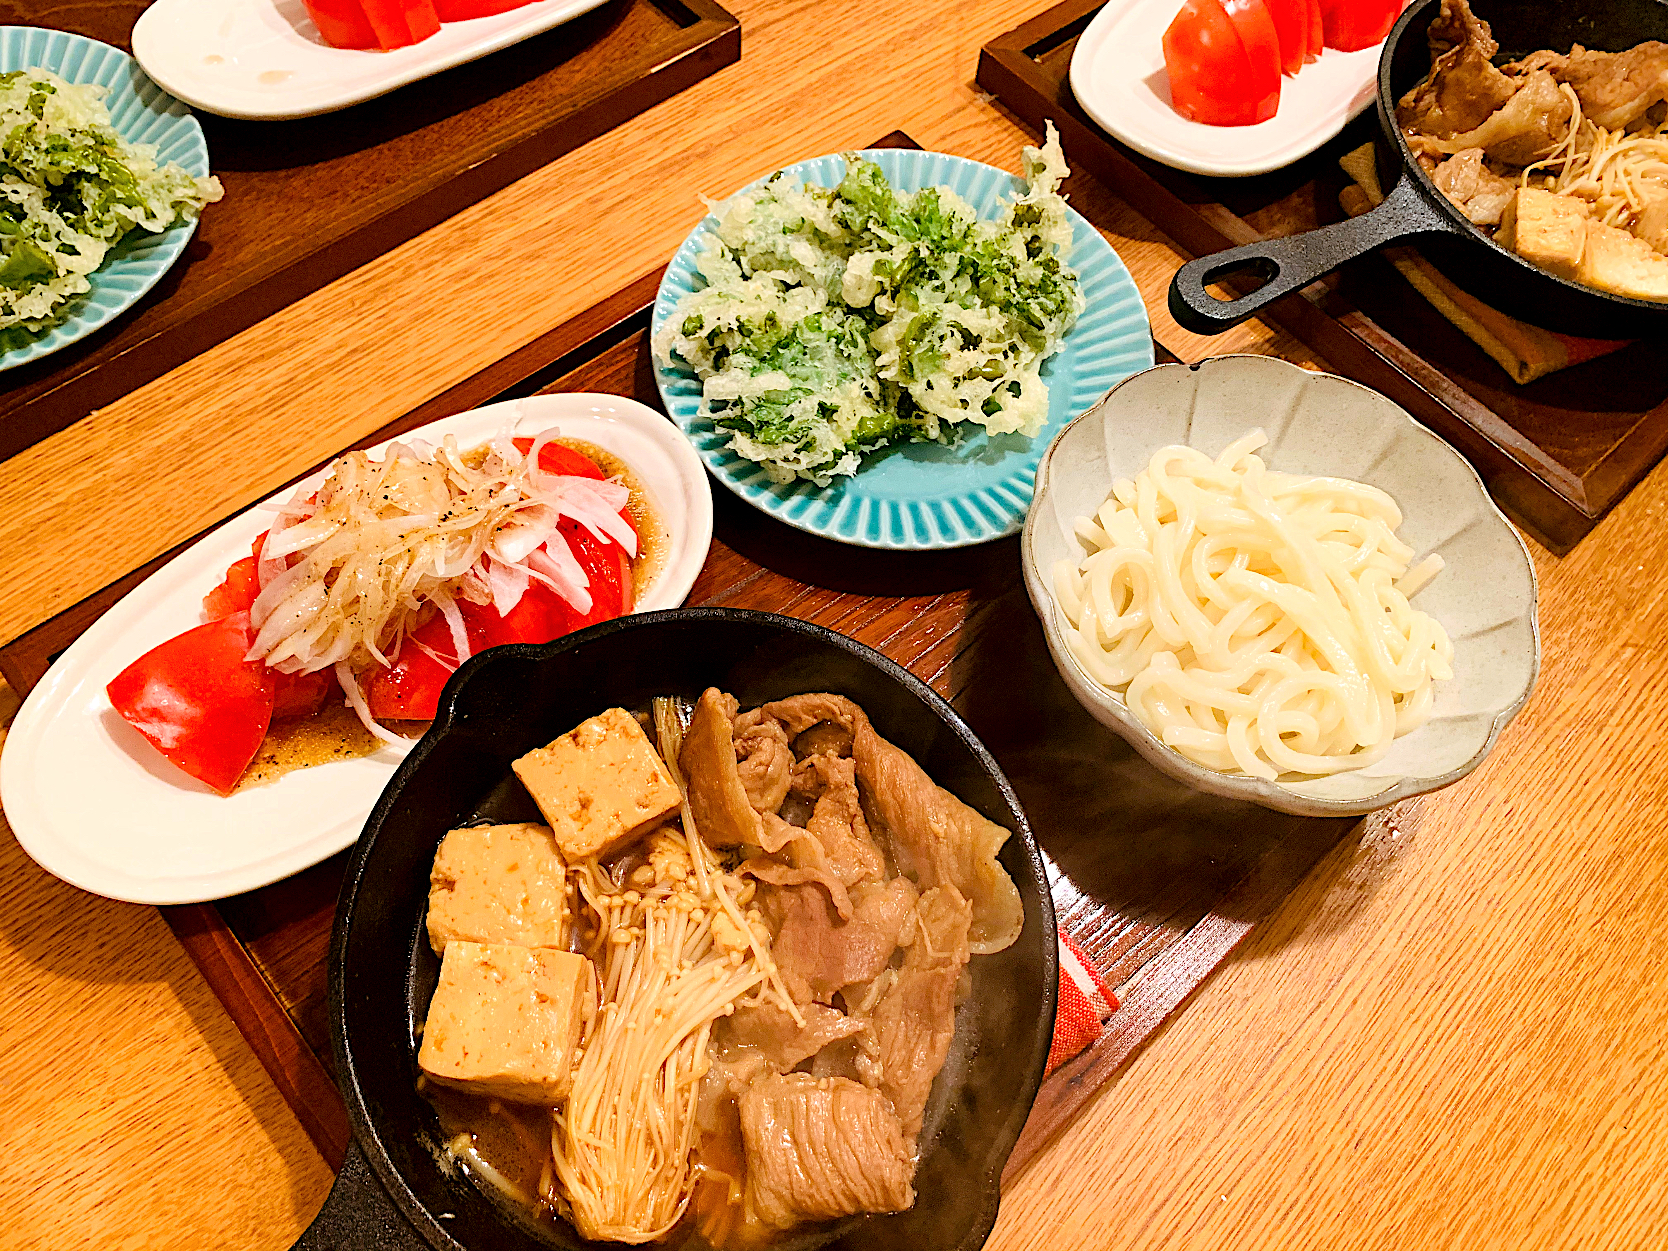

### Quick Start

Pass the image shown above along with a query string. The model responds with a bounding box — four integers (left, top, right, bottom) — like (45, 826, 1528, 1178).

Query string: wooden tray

(0, 0, 740, 463)
(977, 0, 1668, 555)
(0, 253, 1360, 1188)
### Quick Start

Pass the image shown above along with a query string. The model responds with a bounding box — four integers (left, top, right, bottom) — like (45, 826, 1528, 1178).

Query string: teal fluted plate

(0, 26, 210, 372)
(651, 147, 1155, 550)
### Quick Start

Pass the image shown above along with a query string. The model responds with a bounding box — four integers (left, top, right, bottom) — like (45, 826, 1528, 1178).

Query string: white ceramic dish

(131, 0, 609, 120)
(1, 394, 712, 904)
(1069, 0, 1382, 178)
(1022, 355, 1540, 817)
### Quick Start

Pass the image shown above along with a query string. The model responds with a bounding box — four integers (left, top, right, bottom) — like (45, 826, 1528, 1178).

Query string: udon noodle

(1052, 430, 1453, 780)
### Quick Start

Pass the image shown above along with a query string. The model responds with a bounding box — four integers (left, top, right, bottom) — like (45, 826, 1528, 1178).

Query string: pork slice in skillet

(1428, 70, 1574, 165)
(869, 884, 972, 1145)
(1552, 43, 1668, 130)
(1397, 0, 1520, 139)
(758, 876, 918, 1004)
(733, 706, 795, 815)
(739, 809, 856, 919)
(793, 751, 887, 888)
(740, 1073, 914, 1228)
(759, 692, 1024, 955)
(1431, 148, 1519, 225)
(723, 1001, 869, 1070)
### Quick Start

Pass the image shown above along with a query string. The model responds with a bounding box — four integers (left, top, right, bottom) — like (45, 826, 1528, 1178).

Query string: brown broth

(422, 1080, 768, 1250)
(426, 1082, 555, 1210)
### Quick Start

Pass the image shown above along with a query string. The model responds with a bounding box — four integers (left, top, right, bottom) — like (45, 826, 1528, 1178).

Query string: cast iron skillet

(1169, 0, 1668, 339)
(291, 608, 1058, 1251)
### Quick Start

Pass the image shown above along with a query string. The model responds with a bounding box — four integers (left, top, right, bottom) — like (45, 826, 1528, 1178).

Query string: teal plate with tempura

(0, 27, 210, 372)
(651, 146, 1154, 550)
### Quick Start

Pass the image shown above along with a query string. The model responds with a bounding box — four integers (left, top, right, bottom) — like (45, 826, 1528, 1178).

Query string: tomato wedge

(273, 668, 340, 721)
(363, 575, 586, 722)
(1262, 0, 1309, 74)
(363, 606, 495, 723)
(1221, 0, 1283, 98)
(1320, 0, 1402, 52)
(107, 612, 275, 795)
(560, 519, 633, 629)
(301, 0, 438, 49)
(510, 436, 606, 480)
(202, 534, 269, 622)
(361, 514, 635, 725)
(1163, 0, 1281, 127)
(1305, 0, 1324, 61)
(203, 555, 260, 620)
(486, 578, 580, 649)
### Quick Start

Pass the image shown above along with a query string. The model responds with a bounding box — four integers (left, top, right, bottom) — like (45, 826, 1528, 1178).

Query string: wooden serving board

(977, 0, 1668, 555)
(0, 266, 1361, 1187)
(0, 0, 740, 462)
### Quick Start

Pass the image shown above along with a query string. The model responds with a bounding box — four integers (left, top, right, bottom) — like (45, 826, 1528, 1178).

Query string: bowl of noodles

(1022, 354, 1539, 816)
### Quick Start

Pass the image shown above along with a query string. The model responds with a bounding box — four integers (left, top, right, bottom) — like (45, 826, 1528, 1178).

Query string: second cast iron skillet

(291, 608, 1058, 1251)
(1169, 0, 1668, 339)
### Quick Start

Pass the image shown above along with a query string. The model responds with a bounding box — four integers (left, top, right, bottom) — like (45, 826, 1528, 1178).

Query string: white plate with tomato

(0, 393, 711, 905)
(131, 0, 610, 120)
(1070, 0, 1400, 178)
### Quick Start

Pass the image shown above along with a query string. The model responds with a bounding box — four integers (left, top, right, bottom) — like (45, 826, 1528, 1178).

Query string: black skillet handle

(291, 1140, 430, 1251)
(1168, 171, 1458, 334)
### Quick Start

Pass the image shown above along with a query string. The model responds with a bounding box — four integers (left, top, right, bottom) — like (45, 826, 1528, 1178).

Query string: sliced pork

(740, 1073, 914, 1228)
(733, 708, 795, 815)
(796, 752, 887, 887)
(1547, 42, 1668, 130)
(870, 885, 972, 1144)
(1428, 70, 1573, 164)
(1432, 148, 1518, 226)
(724, 1001, 868, 1071)
(1397, 0, 1519, 139)
(761, 876, 918, 1004)
(759, 693, 1024, 955)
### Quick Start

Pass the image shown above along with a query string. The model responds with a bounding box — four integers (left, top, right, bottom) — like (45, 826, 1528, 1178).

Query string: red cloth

(1047, 932, 1117, 1074)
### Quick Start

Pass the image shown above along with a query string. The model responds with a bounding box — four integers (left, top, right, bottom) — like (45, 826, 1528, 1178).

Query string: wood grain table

(2, 1, 1667, 1249)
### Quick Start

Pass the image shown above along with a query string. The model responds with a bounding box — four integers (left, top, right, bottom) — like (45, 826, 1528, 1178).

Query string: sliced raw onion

(335, 663, 409, 746)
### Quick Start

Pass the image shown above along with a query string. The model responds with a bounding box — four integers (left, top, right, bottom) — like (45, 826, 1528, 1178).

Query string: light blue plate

(0, 26, 211, 372)
(651, 147, 1154, 550)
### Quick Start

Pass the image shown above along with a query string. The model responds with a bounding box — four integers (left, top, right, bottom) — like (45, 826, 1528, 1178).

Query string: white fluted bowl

(1021, 354, 1540, 817)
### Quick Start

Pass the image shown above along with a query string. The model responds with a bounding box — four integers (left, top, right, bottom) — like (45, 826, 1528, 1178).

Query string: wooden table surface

(2, 1, 1666, 1248)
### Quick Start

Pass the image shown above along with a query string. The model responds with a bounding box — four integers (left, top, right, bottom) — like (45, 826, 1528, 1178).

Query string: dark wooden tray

(0, 251, 1361, 1185)
(977, 0, 1668, 555)
(0, 0, 739, 463)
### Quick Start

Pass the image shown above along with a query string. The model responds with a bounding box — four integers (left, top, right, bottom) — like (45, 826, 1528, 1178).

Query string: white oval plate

(131, 0, 609, 120)
(0, 394, 712, 904)
(1069, 0, 1383, 178)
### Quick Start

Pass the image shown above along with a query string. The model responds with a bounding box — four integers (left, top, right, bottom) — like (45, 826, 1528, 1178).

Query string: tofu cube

(427, 823, 568, 955)
(512, 708, 682, 862)
(1499, 187, 1586, 281)
(1579, 219, 1668, 302)
(418, 943, 595, 1103)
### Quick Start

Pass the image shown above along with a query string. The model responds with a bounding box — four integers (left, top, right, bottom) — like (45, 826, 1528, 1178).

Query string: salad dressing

(234, 703, 380, 791)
